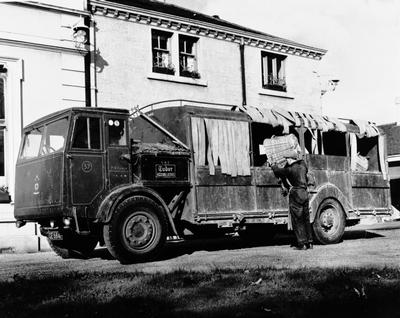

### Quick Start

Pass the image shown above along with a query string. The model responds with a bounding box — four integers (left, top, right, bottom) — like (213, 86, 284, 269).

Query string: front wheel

(312, 198, 346, 244)
(103, 196, 168, 264)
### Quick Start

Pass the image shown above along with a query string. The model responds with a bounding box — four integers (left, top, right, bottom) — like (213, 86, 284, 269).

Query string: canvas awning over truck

(242, 105, 387, 179)
(242, 105, 380, 138)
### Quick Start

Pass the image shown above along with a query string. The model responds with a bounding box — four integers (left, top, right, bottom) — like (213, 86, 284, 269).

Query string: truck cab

(15, 107, 190, 262)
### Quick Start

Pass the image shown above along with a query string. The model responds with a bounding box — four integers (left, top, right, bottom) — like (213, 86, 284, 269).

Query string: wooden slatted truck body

(14, 103, 393, 263)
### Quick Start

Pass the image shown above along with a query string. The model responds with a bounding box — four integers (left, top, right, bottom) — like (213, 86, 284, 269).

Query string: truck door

(105, 116, 130, 189)
(68, 115, 105, 205)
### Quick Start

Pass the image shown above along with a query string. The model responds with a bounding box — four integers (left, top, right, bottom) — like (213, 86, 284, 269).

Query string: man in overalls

(272, 158, 313, 250)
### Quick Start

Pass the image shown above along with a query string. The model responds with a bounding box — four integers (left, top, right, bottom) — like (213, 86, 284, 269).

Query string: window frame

(151, 29, 174, 75)
(355, 135, 381, 173)
(261, 51, 287, 92)
(19, 116, 70, 160)
(106, 116, 128, 148)
(70, 115, 103, 152)
(303, 129, 348, 157)
(179, 34, 200, 79)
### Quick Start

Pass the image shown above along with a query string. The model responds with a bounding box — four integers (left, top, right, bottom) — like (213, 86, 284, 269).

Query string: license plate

(48, 231, 63, 241)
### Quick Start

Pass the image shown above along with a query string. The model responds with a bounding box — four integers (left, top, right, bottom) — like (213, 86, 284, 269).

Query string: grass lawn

(1, 266, 400, 318)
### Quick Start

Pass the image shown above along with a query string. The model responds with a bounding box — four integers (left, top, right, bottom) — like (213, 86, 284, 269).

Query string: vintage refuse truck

(14, 100, 393, 263)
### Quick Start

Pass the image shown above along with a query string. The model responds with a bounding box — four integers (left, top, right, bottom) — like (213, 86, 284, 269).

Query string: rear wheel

(103, 196, 168, 264)
(312, 198, 346, 244)
(47, 235, 98, 259)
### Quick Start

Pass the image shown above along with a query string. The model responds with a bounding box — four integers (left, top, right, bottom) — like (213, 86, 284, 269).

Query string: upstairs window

(261, 52, 287, 92)
(179, 35, 200, 79)
(152, 30, 174, 75)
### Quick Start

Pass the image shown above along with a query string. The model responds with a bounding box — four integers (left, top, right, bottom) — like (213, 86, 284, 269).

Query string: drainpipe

(84, 16, 91, 107)
(240, 40, 247, 106)
(88, 15, 98, 107)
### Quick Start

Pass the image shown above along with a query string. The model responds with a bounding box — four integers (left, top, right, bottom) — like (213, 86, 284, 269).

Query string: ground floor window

(0, 75, 9, 202)
(0, 77, 5, 179)
(0, 130, 4, 177)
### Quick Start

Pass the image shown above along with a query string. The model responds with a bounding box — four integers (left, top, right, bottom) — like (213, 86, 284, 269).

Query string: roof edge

(91, 0, 327, 60)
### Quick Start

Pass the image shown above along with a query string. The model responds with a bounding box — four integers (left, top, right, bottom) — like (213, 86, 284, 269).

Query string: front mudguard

(96, 184, 179, 237)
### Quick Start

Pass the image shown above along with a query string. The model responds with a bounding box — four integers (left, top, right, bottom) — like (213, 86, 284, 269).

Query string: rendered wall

(0, 3, 86, 195)
(0, 2, 87, 253)
(94, 14, 323, 113)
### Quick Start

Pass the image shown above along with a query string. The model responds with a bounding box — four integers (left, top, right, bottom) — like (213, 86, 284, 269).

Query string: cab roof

(24, 107, 130, 131)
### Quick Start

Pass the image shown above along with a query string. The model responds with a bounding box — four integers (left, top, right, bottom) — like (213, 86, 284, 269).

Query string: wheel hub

(320, 207, 336, 231)
(124, 214, 155, 248)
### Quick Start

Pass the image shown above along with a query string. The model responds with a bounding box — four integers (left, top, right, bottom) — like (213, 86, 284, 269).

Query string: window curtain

(191, 117, 251, 176)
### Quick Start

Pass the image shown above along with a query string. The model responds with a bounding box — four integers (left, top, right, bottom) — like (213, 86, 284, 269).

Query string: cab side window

(107, 119, 127, 146)
(72, 117, 101, 150)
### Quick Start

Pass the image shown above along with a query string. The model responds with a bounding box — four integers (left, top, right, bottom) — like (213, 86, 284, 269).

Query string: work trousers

(289, 188, 313, 246)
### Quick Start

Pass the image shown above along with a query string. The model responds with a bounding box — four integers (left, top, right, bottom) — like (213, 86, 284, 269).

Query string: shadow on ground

(91, 226, 385, 263)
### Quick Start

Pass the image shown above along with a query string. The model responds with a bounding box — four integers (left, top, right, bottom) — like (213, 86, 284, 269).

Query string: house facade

(0, 0, 328, 253)
(0, 0, 89, 252)
(90, 0, 326, 114)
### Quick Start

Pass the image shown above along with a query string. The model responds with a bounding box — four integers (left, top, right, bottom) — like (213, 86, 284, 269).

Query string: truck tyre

(103, 196, 168, 264)
(312, 198, 346, 244)
(47, 235, 98, 259)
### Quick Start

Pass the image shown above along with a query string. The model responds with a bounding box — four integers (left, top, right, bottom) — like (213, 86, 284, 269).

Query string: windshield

(20, 117, 69, 160)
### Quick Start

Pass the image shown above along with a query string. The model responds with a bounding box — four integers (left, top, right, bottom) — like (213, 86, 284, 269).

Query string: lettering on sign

(155, 164, 176, 179)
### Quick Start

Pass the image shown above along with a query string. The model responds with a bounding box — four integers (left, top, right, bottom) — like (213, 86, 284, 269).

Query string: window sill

(148, 72, 208, 87)
(259, 88, 294, 99)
